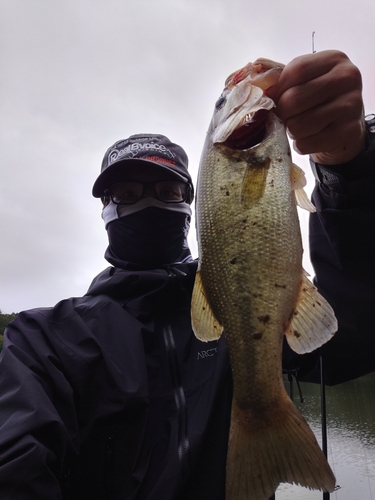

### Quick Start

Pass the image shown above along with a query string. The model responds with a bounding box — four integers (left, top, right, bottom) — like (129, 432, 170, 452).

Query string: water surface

(276, 373, 375, 499)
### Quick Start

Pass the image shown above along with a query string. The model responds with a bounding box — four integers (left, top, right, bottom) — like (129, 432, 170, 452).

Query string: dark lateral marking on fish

(275, 283, 287, 289)
(252, 332, 263, 340)
(258, 314, 270, 324)
(244, 150, 270, 168)
(219, 186, 230, 196)
(293, 330, 301, 338)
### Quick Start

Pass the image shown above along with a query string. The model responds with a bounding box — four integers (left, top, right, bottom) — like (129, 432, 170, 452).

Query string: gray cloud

(1, 0, 374, 313)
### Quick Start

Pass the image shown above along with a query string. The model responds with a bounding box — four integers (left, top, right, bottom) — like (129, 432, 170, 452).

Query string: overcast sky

(1, 0, 374, 314)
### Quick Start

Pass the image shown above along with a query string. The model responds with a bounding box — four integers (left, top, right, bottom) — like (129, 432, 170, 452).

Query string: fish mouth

(221, 108, 269, 150)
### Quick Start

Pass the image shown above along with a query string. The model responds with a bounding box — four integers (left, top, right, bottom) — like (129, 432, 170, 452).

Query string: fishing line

(320, 356, 331, 500)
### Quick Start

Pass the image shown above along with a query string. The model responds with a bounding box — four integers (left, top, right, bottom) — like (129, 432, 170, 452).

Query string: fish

(191, 58, 337, 500)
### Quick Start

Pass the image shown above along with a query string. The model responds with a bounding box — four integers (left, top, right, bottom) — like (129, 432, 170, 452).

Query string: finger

(270, 50, 352, 103)
(276, 59, 362, 123)
(286, 89, 364, 141)
(292, 118, 366, 164)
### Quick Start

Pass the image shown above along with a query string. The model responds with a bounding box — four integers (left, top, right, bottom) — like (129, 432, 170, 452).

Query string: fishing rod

(320, 356, 330, 500)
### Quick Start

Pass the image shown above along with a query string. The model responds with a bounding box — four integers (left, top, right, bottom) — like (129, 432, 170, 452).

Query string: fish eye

(215, 95, 226, 110)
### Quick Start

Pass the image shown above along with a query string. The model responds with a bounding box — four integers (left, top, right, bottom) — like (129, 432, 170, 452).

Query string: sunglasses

(105, 180, 190, 205)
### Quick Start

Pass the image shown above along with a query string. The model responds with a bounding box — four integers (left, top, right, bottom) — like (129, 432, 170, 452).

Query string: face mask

(105, 207, 192, 268)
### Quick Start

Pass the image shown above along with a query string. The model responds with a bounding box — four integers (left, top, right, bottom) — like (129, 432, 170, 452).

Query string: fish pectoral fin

(290, 162, 307, 189)
(191, 270, 223, 342)
(294, 188, 316, 212)
(291, 163, 316, 212)
(285, 271, 337, 354)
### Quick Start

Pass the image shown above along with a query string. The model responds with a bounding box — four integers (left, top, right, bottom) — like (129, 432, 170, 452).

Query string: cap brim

(92, 158, 190, 198)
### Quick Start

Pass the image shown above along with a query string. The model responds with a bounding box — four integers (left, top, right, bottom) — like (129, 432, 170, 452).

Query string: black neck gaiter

(105, 207, 192, 269)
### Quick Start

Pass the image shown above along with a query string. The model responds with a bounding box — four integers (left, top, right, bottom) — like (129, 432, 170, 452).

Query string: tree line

(0, 311, 18, 350)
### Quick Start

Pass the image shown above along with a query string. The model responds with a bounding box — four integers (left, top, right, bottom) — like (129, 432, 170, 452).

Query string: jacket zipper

(162, 323, 191, 479)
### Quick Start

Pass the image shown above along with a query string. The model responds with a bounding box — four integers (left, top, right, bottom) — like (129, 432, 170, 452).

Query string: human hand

(267, 50, 366, 165)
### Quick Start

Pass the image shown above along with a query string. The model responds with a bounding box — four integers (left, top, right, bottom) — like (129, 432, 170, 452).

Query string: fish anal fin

(226, 394, 335, 499)
(191, 270, 223, 342)
(285, 271, 337, 354)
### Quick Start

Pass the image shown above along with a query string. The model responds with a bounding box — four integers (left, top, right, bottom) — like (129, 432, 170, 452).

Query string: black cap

(92, 133, 193, 198)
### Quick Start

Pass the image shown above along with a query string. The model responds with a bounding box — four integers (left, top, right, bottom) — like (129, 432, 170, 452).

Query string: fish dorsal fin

(285, 271, 337, 354)
(290, 163, 316, 212)
(191, 270, 223, 342)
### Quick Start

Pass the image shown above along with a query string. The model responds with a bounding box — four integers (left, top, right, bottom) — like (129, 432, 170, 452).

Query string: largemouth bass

(191, 59, 337, 499)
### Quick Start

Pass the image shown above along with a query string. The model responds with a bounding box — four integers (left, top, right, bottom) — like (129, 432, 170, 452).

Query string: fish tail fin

(226, 395, 335, 500)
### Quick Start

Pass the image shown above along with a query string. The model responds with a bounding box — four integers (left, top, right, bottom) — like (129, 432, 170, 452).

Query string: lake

(276, 372, 375, 499)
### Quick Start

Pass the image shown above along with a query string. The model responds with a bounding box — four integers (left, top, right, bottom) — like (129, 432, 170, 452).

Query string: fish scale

(191, 59, 337, 499)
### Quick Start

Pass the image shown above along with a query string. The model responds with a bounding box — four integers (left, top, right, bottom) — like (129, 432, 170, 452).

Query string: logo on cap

(108, 141, 177, 166)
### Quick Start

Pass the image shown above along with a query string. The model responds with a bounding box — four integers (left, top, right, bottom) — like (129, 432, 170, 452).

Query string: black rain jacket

(0, 262, 232, 499)
(283, 130, 375, 385)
